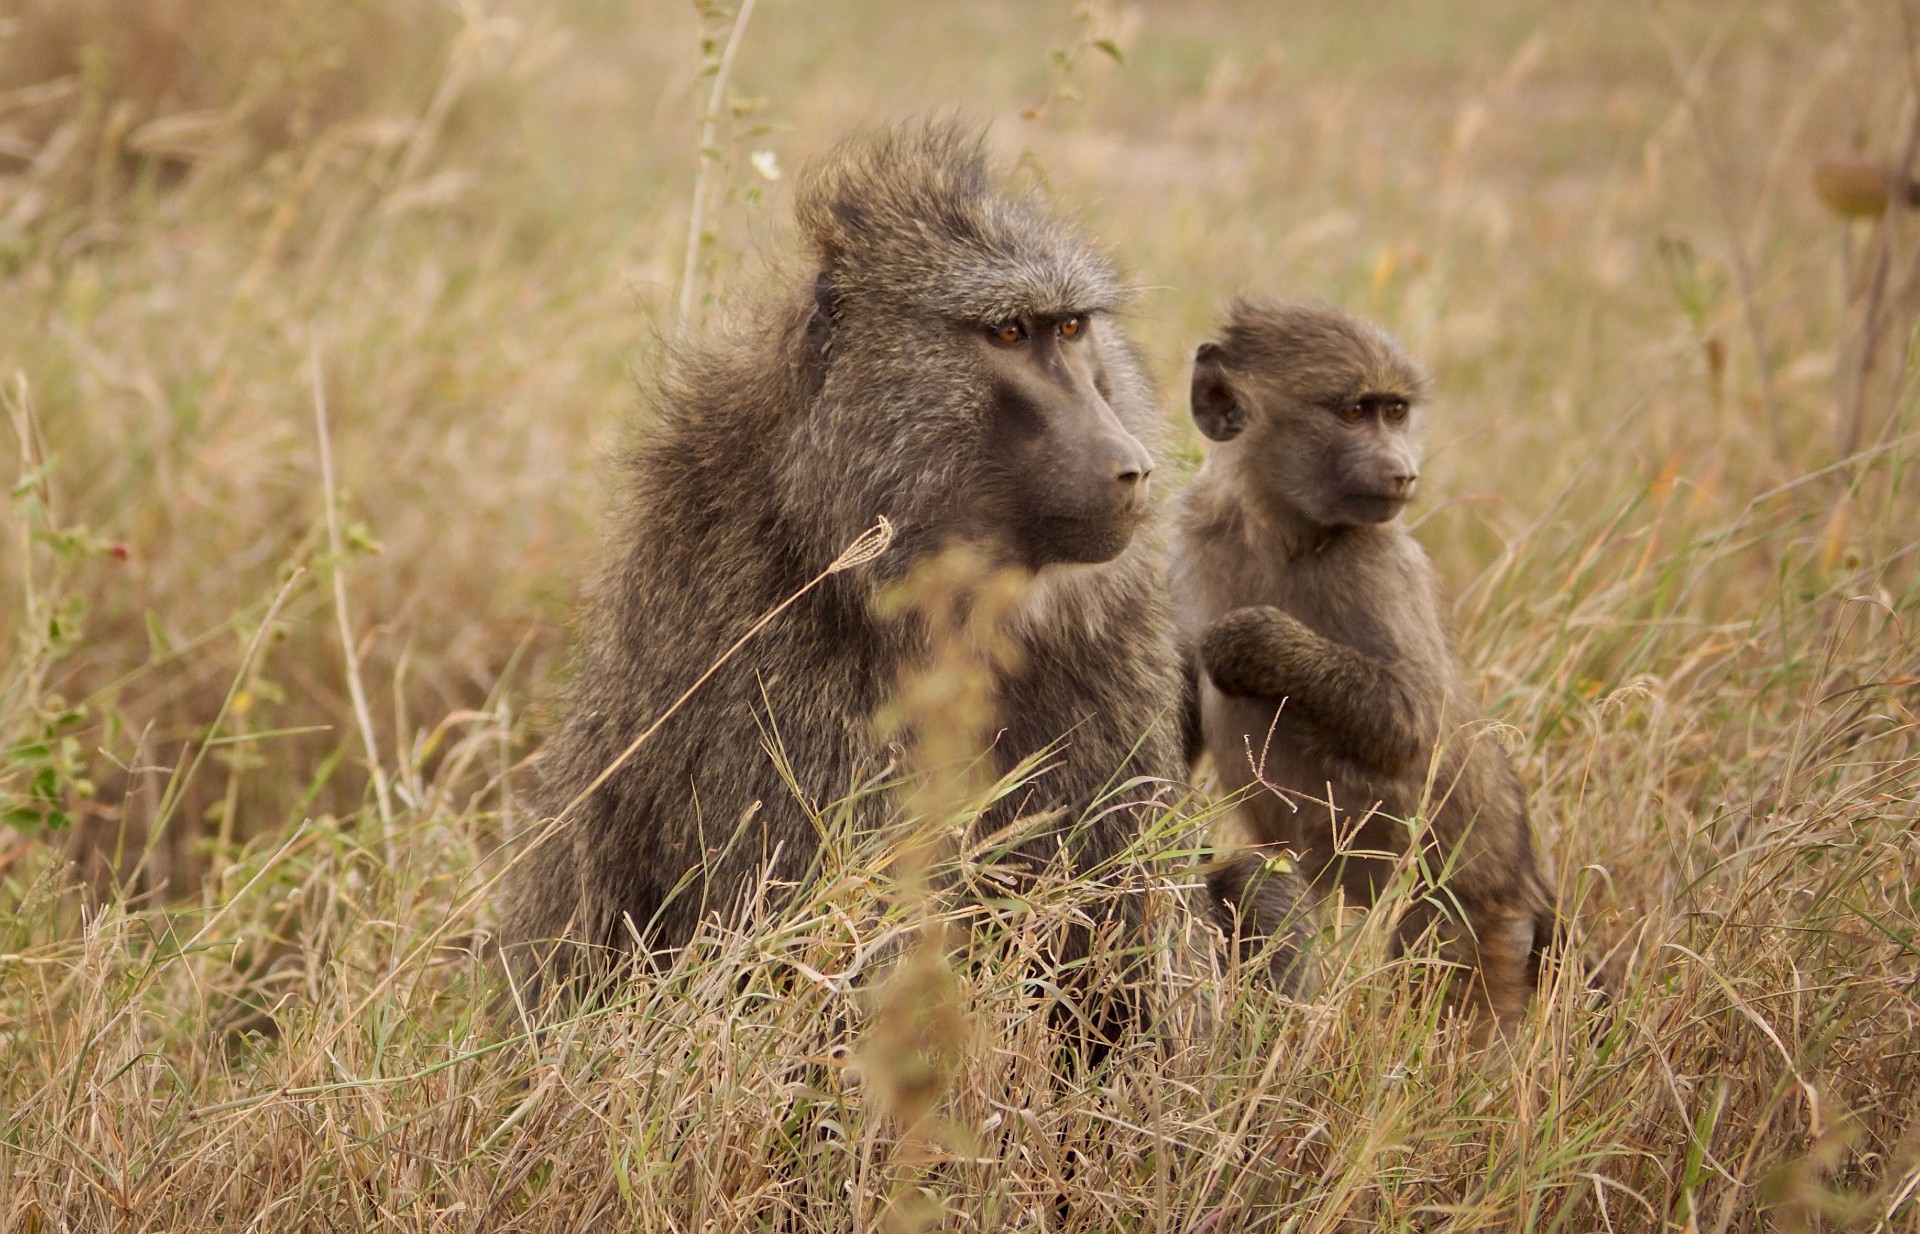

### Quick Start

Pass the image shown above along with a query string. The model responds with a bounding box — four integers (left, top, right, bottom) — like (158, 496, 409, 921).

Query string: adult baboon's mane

(794, 119, 1125, 324)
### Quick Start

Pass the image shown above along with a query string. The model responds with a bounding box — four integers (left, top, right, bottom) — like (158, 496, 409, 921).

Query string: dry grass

(3, 0, 1918, 1229)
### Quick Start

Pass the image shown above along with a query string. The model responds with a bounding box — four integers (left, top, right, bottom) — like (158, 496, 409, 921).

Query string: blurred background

(6, 5, 1920, 1228)
(1, 0, 1914, 901)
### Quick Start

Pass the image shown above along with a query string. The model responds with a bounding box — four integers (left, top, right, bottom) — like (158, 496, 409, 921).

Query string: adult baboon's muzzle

(984, 331, 1155, 564)
(1050, 422, 1153, 521)
(1045, 379, 1154, 513)
(1025, 416, 1153, 565)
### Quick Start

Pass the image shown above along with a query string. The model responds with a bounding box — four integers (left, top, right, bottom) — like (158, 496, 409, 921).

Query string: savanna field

(2, 1, 1918, 1229)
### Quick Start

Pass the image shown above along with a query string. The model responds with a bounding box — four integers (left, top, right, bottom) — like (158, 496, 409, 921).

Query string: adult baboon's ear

(804, 269, 839, 363)
(1191, 342, 1246, 442)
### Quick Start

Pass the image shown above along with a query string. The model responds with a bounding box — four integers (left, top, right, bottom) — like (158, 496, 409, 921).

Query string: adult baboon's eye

(1339, 401, 1366, 422)
(1383, 399, 1409, 422)
(1057, 316, 1083, 339)
(990, 320, 1027, 345)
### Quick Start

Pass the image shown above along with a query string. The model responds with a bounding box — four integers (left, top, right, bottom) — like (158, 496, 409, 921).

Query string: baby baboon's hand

(1201, 605, 1313, 699)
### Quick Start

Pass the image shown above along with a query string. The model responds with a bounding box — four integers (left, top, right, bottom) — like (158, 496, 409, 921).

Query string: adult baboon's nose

(1392, 471, 1419, 498)
(1110, 435, 1155, 487)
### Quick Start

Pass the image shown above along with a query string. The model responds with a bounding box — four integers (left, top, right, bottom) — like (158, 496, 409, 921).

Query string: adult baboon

(1173, 300, 1553, 1026)
(497, 122, 1185, 1032)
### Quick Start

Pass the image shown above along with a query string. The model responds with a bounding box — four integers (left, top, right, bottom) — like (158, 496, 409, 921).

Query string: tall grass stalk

(676, 0, 760, 342)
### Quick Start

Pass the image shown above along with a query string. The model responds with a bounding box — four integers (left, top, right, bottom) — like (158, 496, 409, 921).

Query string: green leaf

(343, 522, 383, 555)
(146, 610, 173, 658)
(1093, 38, 1124, 63)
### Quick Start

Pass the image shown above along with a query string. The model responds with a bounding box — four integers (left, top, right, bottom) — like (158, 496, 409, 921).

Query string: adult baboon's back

(498, 122, 1185, 998)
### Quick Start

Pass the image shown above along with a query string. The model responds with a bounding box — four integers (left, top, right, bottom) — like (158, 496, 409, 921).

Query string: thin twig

(5, 375, 48, 709)
(1840, 91, 1920, 463)
(675, 0, 759, 343)
(519, 517, 893, 863)
(1865, 2, 1920, 459)
(311, 345, 397, 856)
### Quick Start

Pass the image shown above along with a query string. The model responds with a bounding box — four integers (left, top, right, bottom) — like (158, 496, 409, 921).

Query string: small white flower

(750, 149, 781, 182)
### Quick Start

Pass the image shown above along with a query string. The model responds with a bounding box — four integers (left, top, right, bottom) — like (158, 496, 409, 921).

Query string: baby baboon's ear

(804, 269, 839, 363)
(1191, 342, 1246, 442)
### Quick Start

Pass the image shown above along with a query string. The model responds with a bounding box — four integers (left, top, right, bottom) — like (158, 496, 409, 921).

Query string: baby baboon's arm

(1201, 604, 1429, 776)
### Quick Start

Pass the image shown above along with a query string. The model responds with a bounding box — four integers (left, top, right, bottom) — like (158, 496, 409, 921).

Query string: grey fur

(496, 121, 1186, 1037)
(1173, 299, 1553, 1026)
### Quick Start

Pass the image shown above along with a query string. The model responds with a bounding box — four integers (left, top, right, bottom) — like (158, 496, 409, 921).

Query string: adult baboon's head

(787, 121, 1159, 571)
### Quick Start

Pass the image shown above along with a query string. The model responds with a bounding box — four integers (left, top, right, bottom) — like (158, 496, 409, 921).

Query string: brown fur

(495, 122, 1186, 1041)
(1173, 299, 1554, 1026)
(1203, 847, 1315, 994)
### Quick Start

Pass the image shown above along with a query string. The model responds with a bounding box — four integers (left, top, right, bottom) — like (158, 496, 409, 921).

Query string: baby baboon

(1173, 300, 1553, 1026)
(497, 122, 1185, 1032)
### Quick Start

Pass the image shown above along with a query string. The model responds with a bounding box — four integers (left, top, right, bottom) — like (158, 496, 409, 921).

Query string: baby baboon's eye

(1383, 399, 1409, 423)
(989, 320, 1028, 345)
(1057, 316, 1083, 339)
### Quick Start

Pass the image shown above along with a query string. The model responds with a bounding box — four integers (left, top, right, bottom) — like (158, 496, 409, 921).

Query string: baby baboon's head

(1190, 300, 1431, 530)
